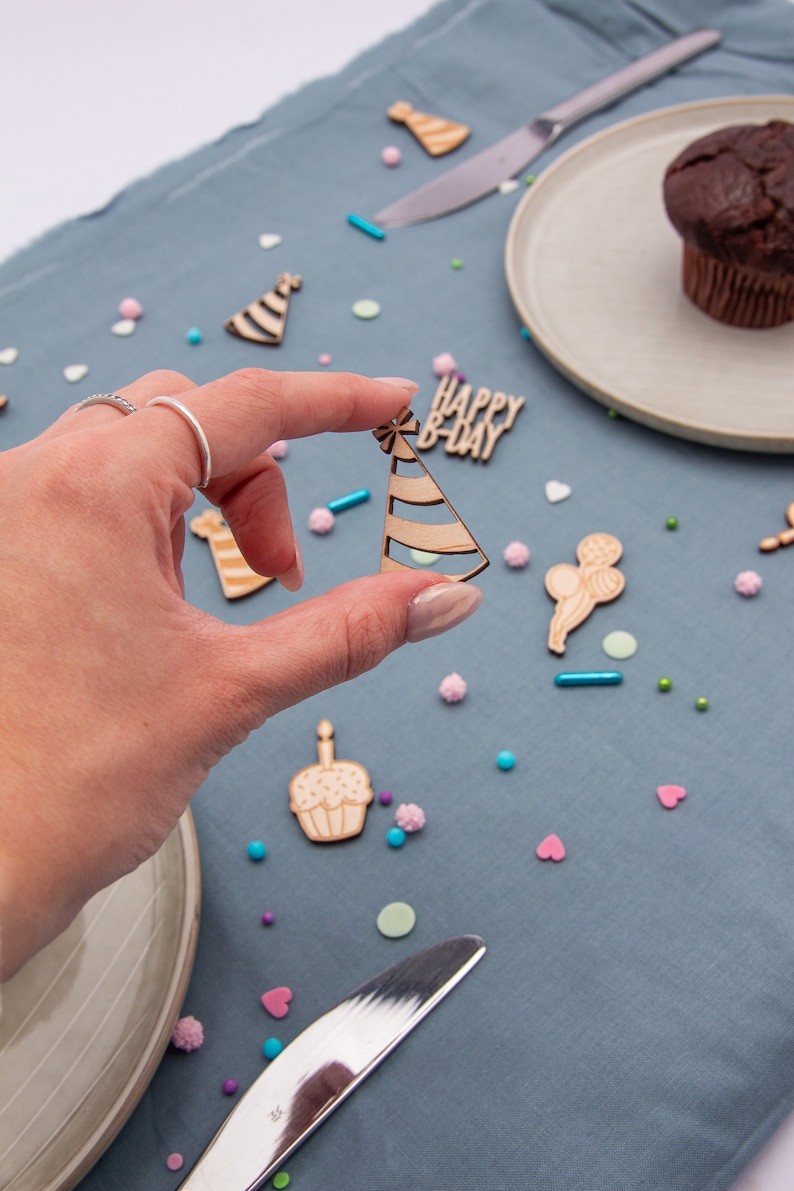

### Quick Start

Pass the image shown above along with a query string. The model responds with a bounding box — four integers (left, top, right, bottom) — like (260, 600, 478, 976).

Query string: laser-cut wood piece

(289, 719, 374, 843)
(190, 508, 275, 599)
(224, 272, 302, 345)
(373, 406, 489, 581)
(544, 533, 625, 655)
(759, 501, 794, 551)
(387, 101, 470, 156)
(415, 375, 525, 462)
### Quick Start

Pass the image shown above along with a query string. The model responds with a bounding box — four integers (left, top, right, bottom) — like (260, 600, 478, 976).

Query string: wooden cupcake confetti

(544, 534, 625, 654)
(289, 720, 374, 843)
(190, 508, 275, 599)
(387, 101, 470, 156)
(224, 272, 301, 345)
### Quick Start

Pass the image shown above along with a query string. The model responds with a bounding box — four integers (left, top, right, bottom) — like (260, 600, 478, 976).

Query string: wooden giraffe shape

(224, 272, 302, 345)
(387, 101, 470, 156)
(545, 534, 625, 654)
(190, 508, 275, 599)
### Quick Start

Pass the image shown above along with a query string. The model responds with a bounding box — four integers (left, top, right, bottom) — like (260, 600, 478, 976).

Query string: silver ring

(147, 396, 212, 489)
(75, 393, 137, 416)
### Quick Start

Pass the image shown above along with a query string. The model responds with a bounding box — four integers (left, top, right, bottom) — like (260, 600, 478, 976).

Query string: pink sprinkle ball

(439, 672, 467, 703)
(166, 1153, 184, 1172)
(735, 570, 763, 596)
(262, 911, 275, 926)
(395, 802, 426, 832)
(170, 1015, 204, 1052)
(268, 440, 288, 459)
(118, 296, 143, 320)
(381, 145, 402, 166)
(503, 540, 530, 568)
(318, 353, 332, 366)
(432, 351, 457, 377)
(308, 506, 335, 534)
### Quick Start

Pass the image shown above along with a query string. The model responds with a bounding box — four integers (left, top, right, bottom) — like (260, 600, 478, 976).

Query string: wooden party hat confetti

(289, 719, 374, 843)
(190, 508, 275, 599)
(544, 533, 625, 654)
(387, 101, 470, 156)
(224, 272, 302, 345)
(373, 406, 489, 581)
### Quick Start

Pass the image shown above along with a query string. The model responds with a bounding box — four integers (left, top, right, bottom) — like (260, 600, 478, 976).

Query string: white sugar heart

(259, 233, 282, 250)
(64, 364, 89, 383)
(0, 347, 19, 365)
(111, 318, 137, 337)
(498, 179, 519, 195)
(545, 480, 571, 504)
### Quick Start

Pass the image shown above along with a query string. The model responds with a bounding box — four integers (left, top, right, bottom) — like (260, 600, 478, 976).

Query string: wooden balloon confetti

(224, 272, 301, 345)
(373, 406, 488, 580)
(759, 501, 794, 551)
(190, 508, 275, 599)
(544, 534, 625, 654)
(387, 101, 470, 156)
(416, 376, 524, 462)
(289, 720, 374, 843)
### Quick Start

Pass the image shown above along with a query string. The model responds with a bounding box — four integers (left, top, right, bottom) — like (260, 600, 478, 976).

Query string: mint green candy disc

(352, 299, 381, 320)
(410, 549, 441, 566)
(602, 630, 638, 660)
(376, 901, 416, 938)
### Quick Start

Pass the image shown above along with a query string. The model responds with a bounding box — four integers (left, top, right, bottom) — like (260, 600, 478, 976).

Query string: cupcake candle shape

(289, 720, 374, 842)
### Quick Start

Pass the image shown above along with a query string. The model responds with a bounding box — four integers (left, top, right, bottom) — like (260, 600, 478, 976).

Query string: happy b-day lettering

(416, 376, 525, 462)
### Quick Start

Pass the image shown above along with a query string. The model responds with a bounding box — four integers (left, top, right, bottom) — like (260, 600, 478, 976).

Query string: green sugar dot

(451, 258, 464, 269)
(695, 696, 709, 712)
(602, 630, 637, 660)
(658, 677, 672, 692)
(352, 299, 381, 320)
(377, 901, 416, 938)
(273, 1174, 290, 1189)
(665, 516, 678, 530)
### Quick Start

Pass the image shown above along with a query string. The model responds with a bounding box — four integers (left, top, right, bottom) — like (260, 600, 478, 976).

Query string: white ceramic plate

(505, 96, 794, 452)
(0, 813, 200, 1191)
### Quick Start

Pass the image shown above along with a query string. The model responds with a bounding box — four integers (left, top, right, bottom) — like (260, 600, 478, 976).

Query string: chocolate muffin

(663, 120, 794, 328)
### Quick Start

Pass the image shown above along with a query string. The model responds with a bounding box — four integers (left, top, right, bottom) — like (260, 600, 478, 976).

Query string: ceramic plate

(0, 813, 200, 1191)
(505, 96, 794, 452)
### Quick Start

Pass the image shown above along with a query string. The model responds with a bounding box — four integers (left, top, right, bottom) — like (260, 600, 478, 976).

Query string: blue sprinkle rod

(554, 671, 623, 687)
(327, 488, 370, 513)
(347, 213, 386, 240)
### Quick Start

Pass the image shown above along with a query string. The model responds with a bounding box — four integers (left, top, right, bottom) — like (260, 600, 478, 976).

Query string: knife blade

(176, 934, 486, 1190)
(375, 27, 721, 226)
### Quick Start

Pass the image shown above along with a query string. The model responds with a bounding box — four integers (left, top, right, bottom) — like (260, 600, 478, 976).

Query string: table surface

(3, 2, 794, 1188)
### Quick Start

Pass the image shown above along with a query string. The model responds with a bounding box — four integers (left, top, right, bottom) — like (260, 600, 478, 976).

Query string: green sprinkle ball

(451, 258, 464, 269)
(695, 696, 709, 712)
(658, 677, 672, 692)
(525, 174, 535, 185)
(273, 1174, 290, 1189)
(607, 408, 619, 419)
(665, 516, 678, 530)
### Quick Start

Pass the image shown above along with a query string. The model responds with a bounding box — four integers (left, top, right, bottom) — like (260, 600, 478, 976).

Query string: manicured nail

(278, 536, 304, 593)
(405, 582, 483, 644)
(373, 376, 420, 393)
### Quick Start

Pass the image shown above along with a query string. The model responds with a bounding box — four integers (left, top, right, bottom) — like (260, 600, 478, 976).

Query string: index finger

(129, 368, 420, 491)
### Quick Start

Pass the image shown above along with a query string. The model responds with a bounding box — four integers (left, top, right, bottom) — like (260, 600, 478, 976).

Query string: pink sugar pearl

(735, 570, 762, 596)
(381, 145, 402, 166)
(503, 540, 530, 568)
(170, 1015, 204, 1051)
(268, 439, 288, 459)
(118, 296, 143, 320)
(439, 672, 467, 703)
(308, 506, 335, 534)
(395, 802, 426, 832)
(432, 351, 457, 377)
(318, 353, 332, 366)
(166, 1154, 184, 1172)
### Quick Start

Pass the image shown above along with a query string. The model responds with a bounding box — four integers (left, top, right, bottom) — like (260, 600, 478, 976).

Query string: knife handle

(540, 28, 721, 131)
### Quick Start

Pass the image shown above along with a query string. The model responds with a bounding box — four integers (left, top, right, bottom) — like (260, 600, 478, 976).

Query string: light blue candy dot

(263, 1037, 283, 1060)
(247, 840, 266, 861)
(387, 827, 406, 848)
(497, 750, 515, 771)
(186, 327, 203, 344)
(520, 326, 532, 341)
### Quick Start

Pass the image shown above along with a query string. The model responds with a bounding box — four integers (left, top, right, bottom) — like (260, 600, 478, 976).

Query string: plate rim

(504, 94, 794, 453)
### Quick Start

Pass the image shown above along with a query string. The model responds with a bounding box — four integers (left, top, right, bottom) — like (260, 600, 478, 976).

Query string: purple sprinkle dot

(166, 1153, 184, 1172)
(262, 911, 275, 926)
(223, 1079, 239, 1095)
(379, 790, 393, 806)
(455, 372, 466, 383)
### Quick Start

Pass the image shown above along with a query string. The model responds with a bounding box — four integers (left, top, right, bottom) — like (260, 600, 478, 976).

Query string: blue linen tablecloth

(3, 1, 794, 1187)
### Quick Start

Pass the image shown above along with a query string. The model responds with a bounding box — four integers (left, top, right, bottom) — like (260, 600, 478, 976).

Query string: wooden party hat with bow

(224, 272, 302, 345)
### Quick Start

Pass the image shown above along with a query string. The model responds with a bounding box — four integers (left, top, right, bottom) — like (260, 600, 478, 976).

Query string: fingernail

(278, 536, 304, 593)
(405, 582, 483, 644)
(373, 376, 420, 393)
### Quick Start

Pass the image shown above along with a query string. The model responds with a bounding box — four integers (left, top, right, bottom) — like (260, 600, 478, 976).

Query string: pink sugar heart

(536, 833, 566, 862)
(656, 784, 686, 810)
(261, 986, 292, 1019)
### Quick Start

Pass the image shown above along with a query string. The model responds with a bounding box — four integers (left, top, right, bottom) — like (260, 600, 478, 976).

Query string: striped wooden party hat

(224, 272, 302, 345)
(387, 101, 470, 156)
(190, 509, 275, 599)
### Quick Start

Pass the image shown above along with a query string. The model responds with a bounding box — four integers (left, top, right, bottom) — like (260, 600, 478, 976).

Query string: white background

(1, 1, 792, 1186)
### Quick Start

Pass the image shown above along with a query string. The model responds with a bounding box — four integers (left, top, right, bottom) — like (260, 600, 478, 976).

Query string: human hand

(0, 367, 482, 980)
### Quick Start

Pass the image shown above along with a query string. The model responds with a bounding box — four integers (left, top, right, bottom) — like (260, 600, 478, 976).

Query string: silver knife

(177, 934, 486, 1190)
(375, 27, 721, 226)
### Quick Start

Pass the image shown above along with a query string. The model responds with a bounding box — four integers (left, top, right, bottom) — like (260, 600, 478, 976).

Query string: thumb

(210, 574, 483, 726)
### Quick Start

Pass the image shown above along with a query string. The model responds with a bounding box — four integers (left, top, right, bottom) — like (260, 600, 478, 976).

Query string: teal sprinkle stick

(347, 213, 385, 240)
(327, 488, 370, 513)
(555, 671, 623, 686)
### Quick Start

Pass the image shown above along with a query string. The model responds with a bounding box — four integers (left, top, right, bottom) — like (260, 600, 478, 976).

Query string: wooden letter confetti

(415, 377, 525, 462)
